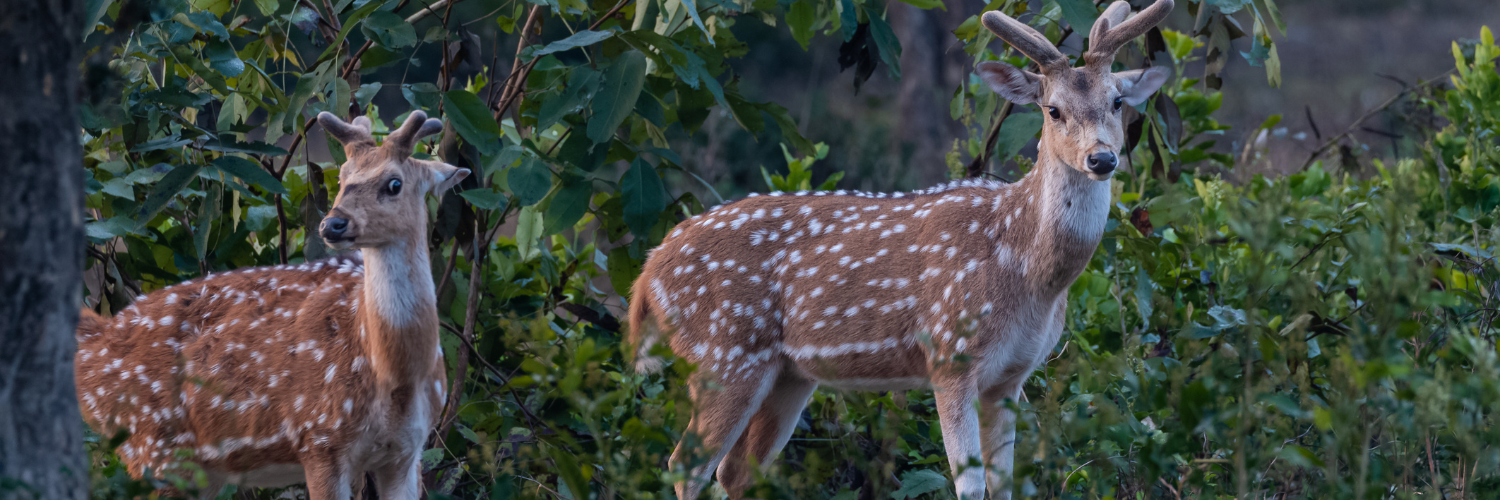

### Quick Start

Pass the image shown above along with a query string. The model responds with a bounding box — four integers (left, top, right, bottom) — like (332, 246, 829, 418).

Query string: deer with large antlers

(627, 1, 1172, 498)
(75, 111, 469, 499)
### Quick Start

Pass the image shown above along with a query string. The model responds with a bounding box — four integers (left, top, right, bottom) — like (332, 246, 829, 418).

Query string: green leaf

(203, 138, 290, 156)
(678, 0, 713, 44)
(355, 82, 383, 109)
(587, 50, 648, 146)
(514, 205, 544, 259)
(537, 66, 601, 132)
(607, 245, 642, 297)
(443, 90, 503, 153)
(787, 0, 816, 49)
(894, 0, 944, 11)
(543, 180, 592, 235)
(459, 188, 506, 210)
(195, 184, 221, 261)
(135, 164, 204, 228)
(866, 9, 902, 80)
(621, 158, 667, 237)
(253, 0, 280, 16)
(314, 0, 384, 65)
(85, 216, 138, 242)
(212, 156, 288, 194)
(528, 30, 616, 60)
(101, 177, 136, 201)
(839, 0, 858, 42)
(545, 445, 590, 500)
(401, 82, 442, 111)
(994, 111, 1043, 161)
(507, 158, 553, 207)
(891, 469, 948, 500)
(1055, 0, 1098, 36)
(362, 10, 418, 49)
(278, 60, 335, 135)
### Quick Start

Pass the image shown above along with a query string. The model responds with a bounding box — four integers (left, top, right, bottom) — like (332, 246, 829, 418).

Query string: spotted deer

(74, 110, 470, 499)
(626, 2, 1172, 498)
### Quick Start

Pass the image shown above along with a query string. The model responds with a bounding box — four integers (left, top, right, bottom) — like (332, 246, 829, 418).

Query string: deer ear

(1116, 66, 1170, 106)
(977, 61, 1043, 104)
(428, 162, 471, 194)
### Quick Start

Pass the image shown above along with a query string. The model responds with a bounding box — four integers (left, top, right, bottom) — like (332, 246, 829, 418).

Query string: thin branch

(1299, 68, 1455, 170)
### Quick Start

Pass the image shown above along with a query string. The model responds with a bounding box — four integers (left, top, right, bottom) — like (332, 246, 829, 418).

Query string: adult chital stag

(627, 2, 1172, 498)
(75, 110, 469, 499)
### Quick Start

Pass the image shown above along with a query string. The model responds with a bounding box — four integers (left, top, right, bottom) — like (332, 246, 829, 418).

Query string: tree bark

(0, 0, 89, 497)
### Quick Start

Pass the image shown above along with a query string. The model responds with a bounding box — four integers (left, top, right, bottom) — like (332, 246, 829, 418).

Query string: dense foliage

(70, 0, 1500, 497)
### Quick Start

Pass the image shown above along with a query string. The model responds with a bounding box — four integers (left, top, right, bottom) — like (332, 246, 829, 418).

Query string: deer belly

(787, 337, 930, 390)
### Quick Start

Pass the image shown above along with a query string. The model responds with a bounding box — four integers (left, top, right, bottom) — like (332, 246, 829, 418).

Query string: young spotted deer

(75, 111, 469, 499)
(627, 2, 1172, 498)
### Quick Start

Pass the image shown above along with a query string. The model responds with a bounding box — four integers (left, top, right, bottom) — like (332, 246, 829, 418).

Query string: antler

(383, 110, 445, 158)
(981, 9, 1068, 72)
(318, 112, 376, 156)
(1084, 0, 1174, 68)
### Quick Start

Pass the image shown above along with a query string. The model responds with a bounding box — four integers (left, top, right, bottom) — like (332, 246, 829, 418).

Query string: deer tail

(77, 307, 107, 338)
(627, 274, 665, 374)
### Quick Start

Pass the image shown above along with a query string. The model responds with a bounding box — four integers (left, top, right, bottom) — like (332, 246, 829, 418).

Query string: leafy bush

(72, 0, 1500, 496)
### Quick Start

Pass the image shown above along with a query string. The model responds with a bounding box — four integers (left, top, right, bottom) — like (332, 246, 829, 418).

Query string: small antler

(318, 112, 376, 156)
(384, 110, 445, 158)
(1084, 0, 1174, 68)
(981, 9, 1068, 72)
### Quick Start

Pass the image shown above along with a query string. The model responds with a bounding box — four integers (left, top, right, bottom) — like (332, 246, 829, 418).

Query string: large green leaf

(867, 9, 902, 80)
(1055, 0, 1098, 36)
(135, 164, 204, 228)
(891, 469, 948, 500)
(361, 10, 418, 49)
(543, 180, 593, 235)
(443, 90, 502, 153)
(787, 0, 816, 49)
(212, 156, 288, 194)
(527, 30, 616, 60)
(620, 158, 667, 237)
(587, 50, 648, 146)
(994, 111, 1043, 162)
(508, 158, 554, 207)
(537, 66, 601, 132)
(894, 0, 944, 11)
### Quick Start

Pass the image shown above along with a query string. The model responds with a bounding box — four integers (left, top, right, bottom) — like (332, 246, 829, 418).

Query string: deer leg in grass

(715, 367, 818, 499)
(670, 369, 778, 500)
(980, 379, 1025, 500)
(301, 458, 353, 499)
(935, 379, 986, 500)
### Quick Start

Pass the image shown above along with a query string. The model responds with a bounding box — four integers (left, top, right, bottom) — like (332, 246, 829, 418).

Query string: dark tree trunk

(0, 0, 89, 497)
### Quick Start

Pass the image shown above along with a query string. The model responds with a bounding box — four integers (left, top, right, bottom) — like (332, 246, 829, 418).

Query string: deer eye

(1113, 97, 1124, 111)
(1046, 107, 1061, 120)
(385, 178, 403, 196)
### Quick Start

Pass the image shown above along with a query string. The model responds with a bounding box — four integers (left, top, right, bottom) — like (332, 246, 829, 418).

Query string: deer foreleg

(935, 379, 985, 500)
(980, 380, 1024, 500)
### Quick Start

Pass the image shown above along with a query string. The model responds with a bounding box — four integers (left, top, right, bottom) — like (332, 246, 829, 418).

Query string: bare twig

(1299, 68, 1455, 170)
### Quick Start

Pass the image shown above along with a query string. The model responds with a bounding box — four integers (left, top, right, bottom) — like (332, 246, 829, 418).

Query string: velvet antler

(980, 8, 1069, 72)
(1084, 0, 1174, 68)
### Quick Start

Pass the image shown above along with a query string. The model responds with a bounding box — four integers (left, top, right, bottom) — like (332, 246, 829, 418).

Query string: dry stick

(437, 217, 484, 440)
(1299, 68, 1455, 170)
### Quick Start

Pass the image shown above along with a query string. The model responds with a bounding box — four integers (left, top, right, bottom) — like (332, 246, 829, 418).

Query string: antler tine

(1088, 1, 1132, 43)
(384, 110, 445, 157)
(1085, 0, 1174, 68)
(318, 112, 376, 156)
(981, 10, 1068, 71)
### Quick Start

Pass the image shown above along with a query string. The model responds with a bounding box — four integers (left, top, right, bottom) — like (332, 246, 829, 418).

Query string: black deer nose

(1086, 152, 1118, 175)
(321, 217, 349, 239)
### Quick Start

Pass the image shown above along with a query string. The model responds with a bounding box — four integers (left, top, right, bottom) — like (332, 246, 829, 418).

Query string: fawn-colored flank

(628, 2, 1172, 498)
(75, 111, 469, 499)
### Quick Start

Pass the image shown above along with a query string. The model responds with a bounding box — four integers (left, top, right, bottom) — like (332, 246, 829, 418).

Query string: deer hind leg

(300, 454, 353, 500)
(933, 378, 985, 500)
(670, 368, 779, 500)
(715, 369, 817, 500)
(979, 378, 1025, 500)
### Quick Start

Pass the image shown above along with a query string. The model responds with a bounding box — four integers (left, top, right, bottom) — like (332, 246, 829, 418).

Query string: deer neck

(1010, 146, 1111, 295)
(357, 235, 439, 387)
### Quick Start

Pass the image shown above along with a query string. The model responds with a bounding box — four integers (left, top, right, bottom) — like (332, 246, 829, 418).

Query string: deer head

(316, 111, 469, 249)
(976, 0, 1172, 181)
